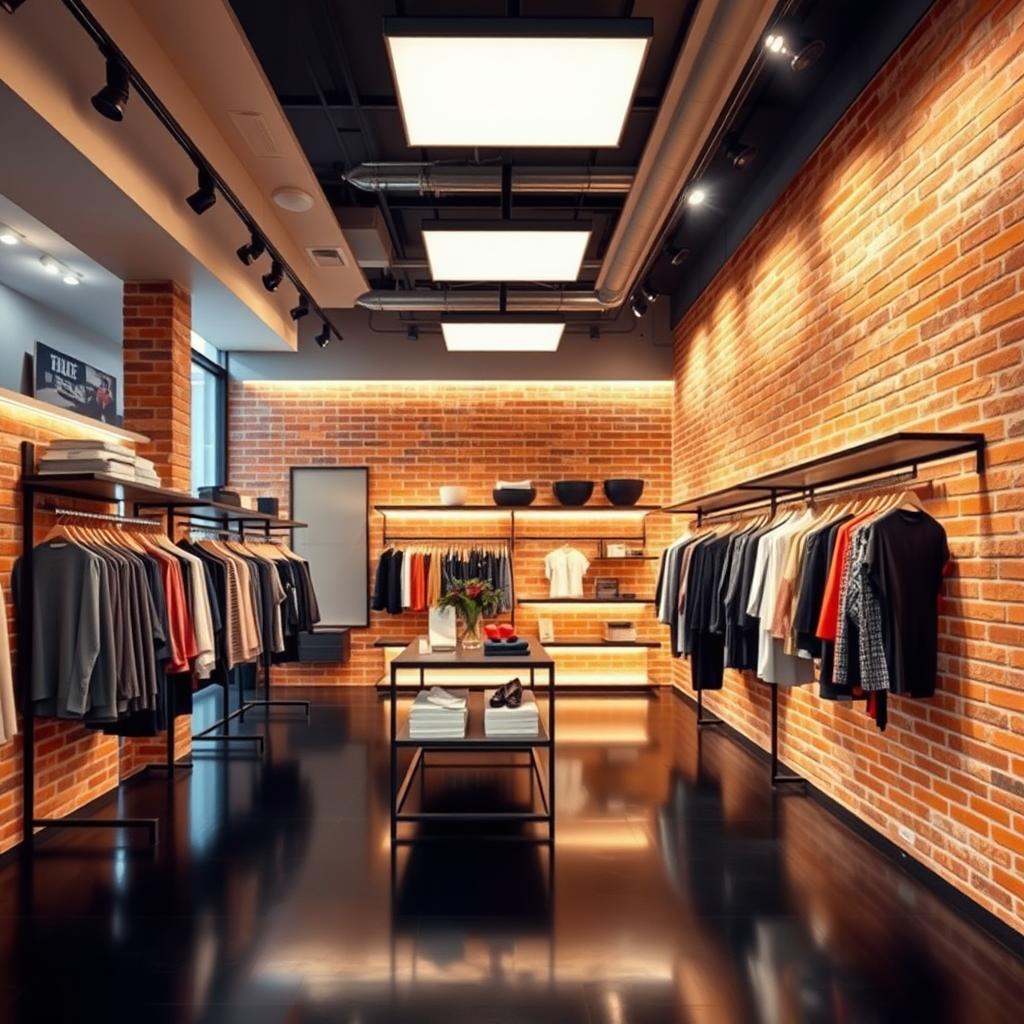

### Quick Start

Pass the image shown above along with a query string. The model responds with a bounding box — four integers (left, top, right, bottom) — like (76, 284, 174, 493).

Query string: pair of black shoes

(490, 677, 523, 709)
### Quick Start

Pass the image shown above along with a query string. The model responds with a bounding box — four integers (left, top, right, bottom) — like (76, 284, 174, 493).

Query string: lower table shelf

(397, 693, 550, 749)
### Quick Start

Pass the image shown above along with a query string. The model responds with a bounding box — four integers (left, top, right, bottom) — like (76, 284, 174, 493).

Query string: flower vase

(460, 615, 483, 650)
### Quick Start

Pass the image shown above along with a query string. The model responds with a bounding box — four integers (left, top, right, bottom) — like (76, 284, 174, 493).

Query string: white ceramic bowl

(439, 485, 468, 507)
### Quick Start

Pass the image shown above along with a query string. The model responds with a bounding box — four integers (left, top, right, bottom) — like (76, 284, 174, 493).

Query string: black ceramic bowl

(493, 486, 537, 507)
(603, 478, 645, 506)
(553, 480, 594, 506)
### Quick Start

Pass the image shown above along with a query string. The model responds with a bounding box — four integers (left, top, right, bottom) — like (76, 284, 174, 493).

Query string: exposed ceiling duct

(343, 163, 634, 197)
(354, 0, 778, 315)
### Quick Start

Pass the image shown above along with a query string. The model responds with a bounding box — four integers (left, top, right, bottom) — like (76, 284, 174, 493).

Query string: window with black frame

(190, 332, 227, 493)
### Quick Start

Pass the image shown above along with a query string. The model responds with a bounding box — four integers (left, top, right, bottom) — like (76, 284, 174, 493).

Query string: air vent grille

(307, 247, 348, 268)
(229, 111, 281, 159)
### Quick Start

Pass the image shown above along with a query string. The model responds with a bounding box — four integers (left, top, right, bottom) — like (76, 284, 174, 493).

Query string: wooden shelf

(375, 504, 660, 514)
(663, 431, 986, 516)
(23, 471, 201, 508)
(374, 637, 660, 649)
(0, 386, 149, 444)
(591, 555, 658, 561)
(517, 597, 653, 605)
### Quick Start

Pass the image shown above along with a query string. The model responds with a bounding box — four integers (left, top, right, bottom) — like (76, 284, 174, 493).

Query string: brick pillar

(121, 281, 192, 773)
(123, 281, 192, 491)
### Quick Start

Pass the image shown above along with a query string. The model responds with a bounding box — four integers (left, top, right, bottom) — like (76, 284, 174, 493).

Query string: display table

(388, 638, 555, 851)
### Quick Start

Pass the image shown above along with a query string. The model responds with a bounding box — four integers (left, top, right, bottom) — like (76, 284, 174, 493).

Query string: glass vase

(460, 614, 483, 650)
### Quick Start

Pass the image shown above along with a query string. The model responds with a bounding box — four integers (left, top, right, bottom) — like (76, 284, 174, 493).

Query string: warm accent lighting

(686, 187, 706, 206)
(383, 17, 652, 147)
(442, 322, 564, 353)
(423, 224, 590, 282)
(0, 386, 147, 445)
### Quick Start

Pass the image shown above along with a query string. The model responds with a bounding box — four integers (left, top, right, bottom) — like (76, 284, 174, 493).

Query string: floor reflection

(0, 688, 1020, 1023)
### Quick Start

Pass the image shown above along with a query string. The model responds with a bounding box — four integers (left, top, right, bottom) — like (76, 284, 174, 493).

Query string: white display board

(290, 467, 369, 627)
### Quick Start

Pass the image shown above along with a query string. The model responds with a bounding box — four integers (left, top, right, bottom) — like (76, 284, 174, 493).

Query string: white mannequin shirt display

(544, 545, 590, 598)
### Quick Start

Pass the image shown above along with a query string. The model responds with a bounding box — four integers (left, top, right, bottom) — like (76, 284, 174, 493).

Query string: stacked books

(38, 440, 163, 486)
(407, 687, 468, 740)
(484, 689, 540, 737)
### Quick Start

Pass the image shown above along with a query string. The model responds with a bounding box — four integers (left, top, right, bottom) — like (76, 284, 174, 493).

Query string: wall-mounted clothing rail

(661, 430, 987, 792)
(41, 506, 165, 528)
(663, 432, 985, 523)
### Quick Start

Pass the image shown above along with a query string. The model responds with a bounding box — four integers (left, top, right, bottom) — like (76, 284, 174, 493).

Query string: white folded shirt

(425, 686, 467, 710)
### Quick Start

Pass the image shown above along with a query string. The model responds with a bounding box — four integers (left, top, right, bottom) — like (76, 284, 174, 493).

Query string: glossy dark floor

(1, 688, 1021, 1023)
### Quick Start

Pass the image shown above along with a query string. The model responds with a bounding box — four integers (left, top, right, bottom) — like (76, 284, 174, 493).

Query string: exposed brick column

(122, 281, 192, 492)
(121, 281, 192, 773)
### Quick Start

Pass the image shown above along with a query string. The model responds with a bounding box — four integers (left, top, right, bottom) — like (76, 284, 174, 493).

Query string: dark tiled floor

(1, 687, 1021, 1023)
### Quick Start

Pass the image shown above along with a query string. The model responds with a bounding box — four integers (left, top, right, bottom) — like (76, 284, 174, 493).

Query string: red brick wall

(121, 281, 193, 774)
(0, 411, 125, 854)
(671, 0, 1024, 933)
(229, 382, 674, 687)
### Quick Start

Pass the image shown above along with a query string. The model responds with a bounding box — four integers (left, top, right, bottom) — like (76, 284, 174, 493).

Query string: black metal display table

(388, 639, 556, 853)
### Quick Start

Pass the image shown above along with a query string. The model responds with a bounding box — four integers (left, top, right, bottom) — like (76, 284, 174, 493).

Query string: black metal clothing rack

(663, 431, 987, 791)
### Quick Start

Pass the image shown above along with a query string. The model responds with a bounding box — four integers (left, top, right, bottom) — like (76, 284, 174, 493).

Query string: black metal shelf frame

(665, 431, 987, 792)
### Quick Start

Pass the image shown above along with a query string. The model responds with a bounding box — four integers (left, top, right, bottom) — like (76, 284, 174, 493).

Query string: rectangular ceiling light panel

(384, 18, 652, 148)
(423, 223, 591, 282)
(442, 322, 565, 352)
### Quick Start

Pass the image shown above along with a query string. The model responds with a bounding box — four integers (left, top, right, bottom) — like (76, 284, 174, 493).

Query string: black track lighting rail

(57, 0, 343, 346)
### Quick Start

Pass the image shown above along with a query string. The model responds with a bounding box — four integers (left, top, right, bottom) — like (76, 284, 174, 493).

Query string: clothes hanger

(43, 511, 76, 544)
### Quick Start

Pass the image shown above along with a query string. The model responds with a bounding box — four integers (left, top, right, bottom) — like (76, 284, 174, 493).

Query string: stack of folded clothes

(38, 439, 136, 481)
(485, 687, 539, 737)
(484, 637, 530, 657)
(407, 687, 468, 740)
(38, 440, 164, 486)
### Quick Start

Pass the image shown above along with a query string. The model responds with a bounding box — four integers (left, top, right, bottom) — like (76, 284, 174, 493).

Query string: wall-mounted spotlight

(315, 321, 331, 348)
(236, 232, 266, 266)
(91, 56, 130, 122)
(1, 0, 30, 13)
(686, 187, 706, 207)
(724, 135, 758, 170)
(262, 259, 283, 292)
(765, 29, 824, 72)
(668, 246, 690, 267)
(289, 293, 309, 321)
(186, 167, 217, 215)
(630, 294, 648, 319)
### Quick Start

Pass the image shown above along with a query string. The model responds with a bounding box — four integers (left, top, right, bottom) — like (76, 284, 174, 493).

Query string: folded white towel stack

(408, 688, 468, 739)
(484, 688, 540, 736)
(495, 479, 533, 490)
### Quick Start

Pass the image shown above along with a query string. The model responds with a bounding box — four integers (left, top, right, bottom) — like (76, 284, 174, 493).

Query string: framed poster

(34, 341, 120, 426)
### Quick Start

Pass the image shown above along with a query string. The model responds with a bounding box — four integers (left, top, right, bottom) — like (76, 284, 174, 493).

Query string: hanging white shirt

(544, 546, 590, 598)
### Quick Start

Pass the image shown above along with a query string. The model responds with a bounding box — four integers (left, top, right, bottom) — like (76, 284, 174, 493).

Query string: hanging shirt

(0, 581, 17, 743)
(544, 546, 590, 598)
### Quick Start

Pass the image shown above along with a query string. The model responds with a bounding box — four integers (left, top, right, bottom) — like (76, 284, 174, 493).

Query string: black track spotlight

(236, 232, 266, 266)
(765, 27, 824, 72)
(668, 246, 690, 267)
(91, 56, 130, 122)
(406, 324, 419, 341)
(790, 38, 825, 72)
(724, 135, 758, 170)
(315, 321, 331, 348)
(290, 293, 310, 321)
(630, 294, 648, 319)
(1, 0, 30, 13)
(639, 281, 658, 305)
(261, 259, 283, 292)
(186, 166, 217, 215)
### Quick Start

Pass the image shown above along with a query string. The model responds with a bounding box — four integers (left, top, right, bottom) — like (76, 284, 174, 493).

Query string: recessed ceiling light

(383, 17, 652, 147)
(0, 223, 20, 245)
(39, 255, 60, 276)
(423, 222, 591, 282)
(273, 187, 314, 213)
(686, 187, 706, 206)
(442, 321, 564, 352)
(62, 272, 80, 286)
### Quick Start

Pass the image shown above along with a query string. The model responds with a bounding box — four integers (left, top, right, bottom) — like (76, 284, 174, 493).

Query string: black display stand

(663, 431, 987, 792)
(388, 638, 556, 878)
